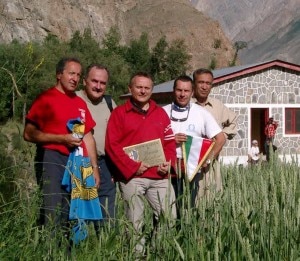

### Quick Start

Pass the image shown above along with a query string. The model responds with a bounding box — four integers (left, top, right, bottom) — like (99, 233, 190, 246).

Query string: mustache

(91, 87, 104, 93)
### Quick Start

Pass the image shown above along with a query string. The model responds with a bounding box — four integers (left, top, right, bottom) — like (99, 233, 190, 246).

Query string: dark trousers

(172, 172, 201, 218)
(96, 156, 116, 226)
(35, 149, 70, 231)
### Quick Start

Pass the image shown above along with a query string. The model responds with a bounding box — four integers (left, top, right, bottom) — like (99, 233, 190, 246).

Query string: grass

(0, 121, 299, 260)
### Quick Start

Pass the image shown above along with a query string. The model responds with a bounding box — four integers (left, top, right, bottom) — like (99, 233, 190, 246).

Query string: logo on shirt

(79, 109, 86, 123)
(186, 124, 196, 133)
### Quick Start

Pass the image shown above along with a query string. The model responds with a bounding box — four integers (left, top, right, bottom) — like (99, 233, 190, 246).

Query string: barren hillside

(0, 0, 235, 71)
(191, 0, 300, 64)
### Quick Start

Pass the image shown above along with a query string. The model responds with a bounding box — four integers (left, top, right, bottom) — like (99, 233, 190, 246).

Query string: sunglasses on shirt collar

(170, 104, 190, 122)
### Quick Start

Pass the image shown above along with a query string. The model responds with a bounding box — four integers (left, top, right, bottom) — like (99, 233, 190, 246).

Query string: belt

(97, 155, 106, 160)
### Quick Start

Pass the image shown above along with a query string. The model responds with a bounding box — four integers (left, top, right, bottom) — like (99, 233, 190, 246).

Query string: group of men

(23, 57, 237, 254)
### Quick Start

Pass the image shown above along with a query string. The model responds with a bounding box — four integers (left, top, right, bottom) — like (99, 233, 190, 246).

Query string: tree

(101, 26, 124, 56)
(0, 41, 44, 122)
(208, 54, 217, 70)
(165, 39, 191, 79)
(124, 32, 151, 73)
(229, 41, 248, 66)
(150, 36, 169, 83)
(68, 29, 100, 64)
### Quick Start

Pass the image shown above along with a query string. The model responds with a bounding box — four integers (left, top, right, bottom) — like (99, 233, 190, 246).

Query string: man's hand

(64, 134, 83, 148)
(175, 133, 187, 144)
(202, 159, 211, 168)
(136, 162, 150, 176)
(157, 161, 170, 176)
(93, 166, 101, 189)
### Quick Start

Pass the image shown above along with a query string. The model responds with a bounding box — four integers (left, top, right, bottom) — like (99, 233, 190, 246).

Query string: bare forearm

(23, 122, 82, 147)
(83, 132, 100, 188)
(83, 132, 98, 166)
(210, 132, 226, 160)
(24, 123, 65, 144)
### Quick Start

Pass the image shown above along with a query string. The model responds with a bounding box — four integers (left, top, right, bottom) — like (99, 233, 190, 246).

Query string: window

(285, 108, 300, 134)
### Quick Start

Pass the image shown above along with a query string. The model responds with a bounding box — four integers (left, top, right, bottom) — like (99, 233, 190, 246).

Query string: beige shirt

(193, 97, 237, 140)
(76, 90, 116, 156)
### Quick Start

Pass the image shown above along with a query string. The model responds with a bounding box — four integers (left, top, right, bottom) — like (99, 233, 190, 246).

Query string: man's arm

(23, 121, 82, 147)
(202, 132, 225, 168)
(210, 132, 226, 160)
(105, 109, 142, 180)
(83, 131, 100, 188)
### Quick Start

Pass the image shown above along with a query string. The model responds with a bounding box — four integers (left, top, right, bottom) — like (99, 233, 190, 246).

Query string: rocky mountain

(191, 0, 300, 64)
(0, 0, 235, 71)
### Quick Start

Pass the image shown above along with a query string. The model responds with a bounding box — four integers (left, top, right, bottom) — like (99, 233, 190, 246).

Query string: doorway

(250, 108, 269, 154)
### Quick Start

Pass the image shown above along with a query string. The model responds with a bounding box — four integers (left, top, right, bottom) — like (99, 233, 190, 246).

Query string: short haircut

(84, 63, 110, 79)
(192, 68, 214, 82)
(56, 57, 82, 75)
(129, 72, 154, 87)
(173, 75, 193, 91)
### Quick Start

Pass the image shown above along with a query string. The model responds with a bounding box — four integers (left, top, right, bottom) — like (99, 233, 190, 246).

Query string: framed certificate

(123, 139, 166, 167)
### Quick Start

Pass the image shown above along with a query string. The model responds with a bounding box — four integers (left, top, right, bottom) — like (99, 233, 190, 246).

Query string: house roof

(120, 59, 300, 98)
(212, 59, 300, 84)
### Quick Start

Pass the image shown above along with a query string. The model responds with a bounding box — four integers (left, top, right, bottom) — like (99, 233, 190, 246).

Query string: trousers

(37, 149, 70, 229)
(119, 178, 176, 253)
(97, 156, 116, 223)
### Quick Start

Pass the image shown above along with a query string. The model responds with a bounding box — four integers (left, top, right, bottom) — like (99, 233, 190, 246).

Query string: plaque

(123, 139, 166, 167)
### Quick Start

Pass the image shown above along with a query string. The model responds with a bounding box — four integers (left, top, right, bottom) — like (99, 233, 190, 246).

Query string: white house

(149, 59, 300, 165)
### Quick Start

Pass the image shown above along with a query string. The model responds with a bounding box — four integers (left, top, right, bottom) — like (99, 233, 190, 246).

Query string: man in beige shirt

(77, 64, 117, 228)
(193, 68, 237, 198)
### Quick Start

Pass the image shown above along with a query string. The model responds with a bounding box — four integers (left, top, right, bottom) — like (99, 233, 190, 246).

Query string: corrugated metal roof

(153, 59, 293, 93)
(121, 59, 299, 98)
(153, 80, 175, 93)
(212, 61, 267, 78)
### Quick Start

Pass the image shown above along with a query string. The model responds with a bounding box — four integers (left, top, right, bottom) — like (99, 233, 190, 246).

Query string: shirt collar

(196, 97, 213, 107)
(172, 102, 190, 112)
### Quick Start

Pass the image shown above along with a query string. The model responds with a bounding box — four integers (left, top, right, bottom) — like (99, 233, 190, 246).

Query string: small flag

(182, 135, 215, 181)
(61, 118, 102, 244)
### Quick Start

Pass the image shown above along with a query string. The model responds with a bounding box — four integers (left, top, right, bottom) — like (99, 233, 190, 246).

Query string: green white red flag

(182, 135, 215, 181)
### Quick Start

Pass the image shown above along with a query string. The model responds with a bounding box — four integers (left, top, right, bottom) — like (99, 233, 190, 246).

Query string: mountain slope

(191, 0, 300, 64)
(0, 0, 235, 70)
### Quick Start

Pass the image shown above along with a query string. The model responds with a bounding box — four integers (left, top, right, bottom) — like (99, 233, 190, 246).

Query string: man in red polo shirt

(23, 57, 100, 233)
(105, 72, 177, 255)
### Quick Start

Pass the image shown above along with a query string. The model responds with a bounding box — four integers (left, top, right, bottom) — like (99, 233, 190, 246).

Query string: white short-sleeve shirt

(163, 102, 221, 158)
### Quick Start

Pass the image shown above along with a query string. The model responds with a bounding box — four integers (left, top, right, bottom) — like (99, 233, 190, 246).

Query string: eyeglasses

(170, 105, 190, 122)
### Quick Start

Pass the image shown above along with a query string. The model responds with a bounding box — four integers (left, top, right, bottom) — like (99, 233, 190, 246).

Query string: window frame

(285, 107, 300, 134)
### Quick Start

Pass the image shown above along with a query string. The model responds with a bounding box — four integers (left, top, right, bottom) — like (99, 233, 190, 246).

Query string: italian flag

(182, 135, 215, 181)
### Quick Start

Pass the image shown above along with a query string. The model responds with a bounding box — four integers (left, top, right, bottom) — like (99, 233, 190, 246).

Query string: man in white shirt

(163, 75, 225, 211)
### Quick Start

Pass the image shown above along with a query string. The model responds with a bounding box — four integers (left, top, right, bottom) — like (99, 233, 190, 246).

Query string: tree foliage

(0, 27, 191, 123)
(124, 32, 151, 73)
(229, 41, 248, 66)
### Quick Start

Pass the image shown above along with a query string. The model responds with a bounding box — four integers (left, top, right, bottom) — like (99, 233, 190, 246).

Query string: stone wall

(210, 67, 300, 163)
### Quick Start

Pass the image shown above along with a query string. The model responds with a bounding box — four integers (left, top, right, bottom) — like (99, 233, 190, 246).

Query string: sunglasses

(170, 105, 190, 122)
